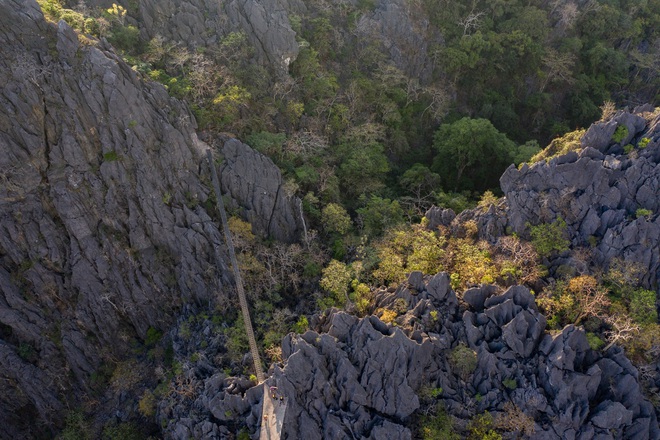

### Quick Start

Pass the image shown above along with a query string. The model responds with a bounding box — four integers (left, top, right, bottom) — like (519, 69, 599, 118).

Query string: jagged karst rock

(217, 137, 304, 242)
(0, 1, 301, 436)
(498, 107, 660, 289)
(424, 206, 456, 230)
(355, 0, 438, 82)
(159, 274, 659, 439)
(86, 0, 301, 72)
(581, 110, 648, 153)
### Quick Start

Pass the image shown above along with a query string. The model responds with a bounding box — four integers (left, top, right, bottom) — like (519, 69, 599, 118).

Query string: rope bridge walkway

(206, 150, 264, 383)
(207, 150, 286, 438)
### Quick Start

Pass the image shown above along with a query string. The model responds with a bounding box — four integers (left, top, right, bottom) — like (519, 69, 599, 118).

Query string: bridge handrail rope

(206, 149, 265, 383)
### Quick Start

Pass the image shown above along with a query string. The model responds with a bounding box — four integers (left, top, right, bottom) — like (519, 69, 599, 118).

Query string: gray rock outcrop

(354, 0, 438, 82)
(84, 0, 301, 72)
(160, 274, 659, 439)
(0, 1, 300, 436)
(496, 108, 660, 289)
(217, 137, 304, 242)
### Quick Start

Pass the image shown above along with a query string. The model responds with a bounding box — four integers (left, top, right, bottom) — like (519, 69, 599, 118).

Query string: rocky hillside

(0, 0, 300, 437)
(156, 110, 660, 439)
(501, 107, 660, 289)
(160, 274, 659, 439)
(81, 0, 301, 72)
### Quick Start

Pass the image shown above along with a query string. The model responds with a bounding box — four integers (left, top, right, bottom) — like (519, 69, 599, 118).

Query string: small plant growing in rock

(292, 315, 309, 333)
(624, 144, 634, 154)
(629, 288, 658, 325)
(599, 101, 616, 121)
(449, 343, 477, 380)
(611, 125, 629, 144)
(145, 327, 162, 347)
(467, 412, 501, 440)
(586, 332, 604, 350)
(636, 208, 653, 219)
(392, 298, 408, 315)
(478, 190, 498, 211)
(418, 406, 459, 440)
(103, 151, 119, 162)
(494, 402, 535, 437)
(419, 386, 443, 402)
(502, 378, 517, 390)
(377, 308, 398, 324)
(638, 137, 650, 148)
(138, 390, 156, 418)
(162, 191, 172, 206)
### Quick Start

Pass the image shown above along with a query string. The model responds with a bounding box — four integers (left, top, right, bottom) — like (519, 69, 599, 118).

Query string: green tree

(321, 203, 352, 235)
(319, 260, 353, 308)
(357, 196, 404, 237)
(432, 117, 515, 192)
(528, 216, 570, 257)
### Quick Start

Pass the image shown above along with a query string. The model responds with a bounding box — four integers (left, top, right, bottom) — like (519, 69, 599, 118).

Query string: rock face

(217, 137, 304, 242)
(499, 108, 660, 289)
(161, 273, 659, 439)
(0, 1, 299, 436)
(354, 0, 438, 82)
(84, 0, 301, 72)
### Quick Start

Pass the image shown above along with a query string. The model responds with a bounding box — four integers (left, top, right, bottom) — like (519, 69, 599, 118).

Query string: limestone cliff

(0, 1, 299, 437)
(80, 0, 301, 72)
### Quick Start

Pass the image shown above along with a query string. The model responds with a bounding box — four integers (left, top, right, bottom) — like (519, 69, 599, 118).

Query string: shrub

(611, 125, 629, 143)
(351, 281, 374, 316)
(145, 327, 162, 347)
(478, 190, 499, 211)
(319, 260, 352, 308)
(373, 224, 445, 285)
(321, 203, 352, 235)
(108, 25, 141, 53)
(356, 196, 404, 237)
(494, 402, 535, 437)
(59, 9, 85, 31)
(375, 308, 398, 324)
(586, 332, 605, 350)
(446, 238, 496, 289)
(103, 151, 119, 162)
(138, 390, 156, 418)
(636, 208, 653, 219)
(292, 315, 309, 333)
(37, 0, 62, 22)
(630, 288, 658, 325)
(102, 422, 142, 440)
(502, 378, 517, 390)
(528, 216, 570, 257)
(60, 411, 92, 440)
(529, 129, 585, 164)
(418, 407, 459, 440)
(418, 386, 444, 402)
(449, 343, 477, 380)
(467, 412, 502, 440)
(246, 131, 286, 159)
